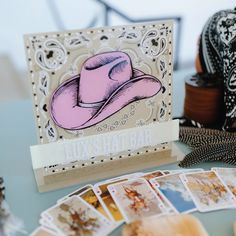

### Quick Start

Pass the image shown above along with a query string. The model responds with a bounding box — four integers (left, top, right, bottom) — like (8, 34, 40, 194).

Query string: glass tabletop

(0, 100, 236, 236)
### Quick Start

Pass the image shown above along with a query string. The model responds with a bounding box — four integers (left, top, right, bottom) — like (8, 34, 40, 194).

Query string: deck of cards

(31, 167, 236, 236)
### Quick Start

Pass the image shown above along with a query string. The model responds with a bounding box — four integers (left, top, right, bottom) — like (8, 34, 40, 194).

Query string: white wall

(0, 0, 103, 71)
(0, 0, 235, 101)
(104, 0, 235, 68)
(0, 0, 234, 71)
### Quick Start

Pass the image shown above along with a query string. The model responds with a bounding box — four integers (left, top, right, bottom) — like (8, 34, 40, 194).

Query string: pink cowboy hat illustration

(50, 51, 162, 130)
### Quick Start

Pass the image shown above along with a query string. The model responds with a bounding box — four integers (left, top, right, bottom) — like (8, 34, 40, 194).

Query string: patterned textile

(0, 178, 25, 236)
(0, 178, 7, 236)
(198, 8, 236, 131)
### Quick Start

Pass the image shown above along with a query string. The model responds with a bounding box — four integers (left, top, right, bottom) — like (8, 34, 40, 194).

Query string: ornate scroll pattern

(158, 101, 168, 121)
(35, 39, 67, 71)
(158, 57, 168, 80)
(140, 29, 167, 58)
(118, 30, 142, 43)
(217, 13, 236, 46)
(38, 70, 50, 96)
(44, 120, 58, 142)
(64, 35, 90, 49)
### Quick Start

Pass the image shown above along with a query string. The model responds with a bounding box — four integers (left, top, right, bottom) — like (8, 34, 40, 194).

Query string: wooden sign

(24, 21, 182, 192)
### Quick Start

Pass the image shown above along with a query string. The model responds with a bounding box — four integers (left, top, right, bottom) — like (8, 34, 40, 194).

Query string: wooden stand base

(33, 142, 184, 192)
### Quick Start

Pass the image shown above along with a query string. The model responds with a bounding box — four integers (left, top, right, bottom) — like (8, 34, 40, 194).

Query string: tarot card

(162, 170, 171, 175)
(98, 172, 144, 184)
(108, 178, 165, 223)
(212, 168, 236, 197)
(94, 177, 129, 222)
(141, 170, 164, 180)
(150, 173, 196, 213)
(141, 171, 176, 214)
(180, 171, 236, 212)
(39, 218, 57, 232)
(185, 168, 204, 172)
(162, 168, 204, 175)
(30, 227, 56, 236)
(92, 173, 144, 221)
(57, 184, 92, 203)
(79, 187, 109, 219)
(42, 196, 113, 236)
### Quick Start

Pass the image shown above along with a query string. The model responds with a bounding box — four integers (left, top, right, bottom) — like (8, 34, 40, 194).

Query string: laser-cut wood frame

(24, 21, 182, 192)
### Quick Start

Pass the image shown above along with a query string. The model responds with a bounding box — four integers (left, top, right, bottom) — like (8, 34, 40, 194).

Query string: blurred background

(0, 0, 235, 102)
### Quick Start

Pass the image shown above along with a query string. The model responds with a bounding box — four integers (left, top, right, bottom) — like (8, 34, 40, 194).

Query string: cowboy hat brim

(50, 69, 162, 130)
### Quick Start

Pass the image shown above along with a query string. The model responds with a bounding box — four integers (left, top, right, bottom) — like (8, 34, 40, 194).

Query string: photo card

(150, 173, 196, 213)
(108, 178, 165, 223)
(42, 196, 113, 235)
(212, 167, 236, 197)
(180, 171, 236, 212)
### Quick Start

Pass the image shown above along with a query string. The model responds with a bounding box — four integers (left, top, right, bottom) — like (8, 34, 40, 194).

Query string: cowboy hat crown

(50, 51, 162, 130)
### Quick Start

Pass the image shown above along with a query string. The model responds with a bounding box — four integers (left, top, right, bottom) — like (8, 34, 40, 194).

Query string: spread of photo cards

(31, 167, 236, 235)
